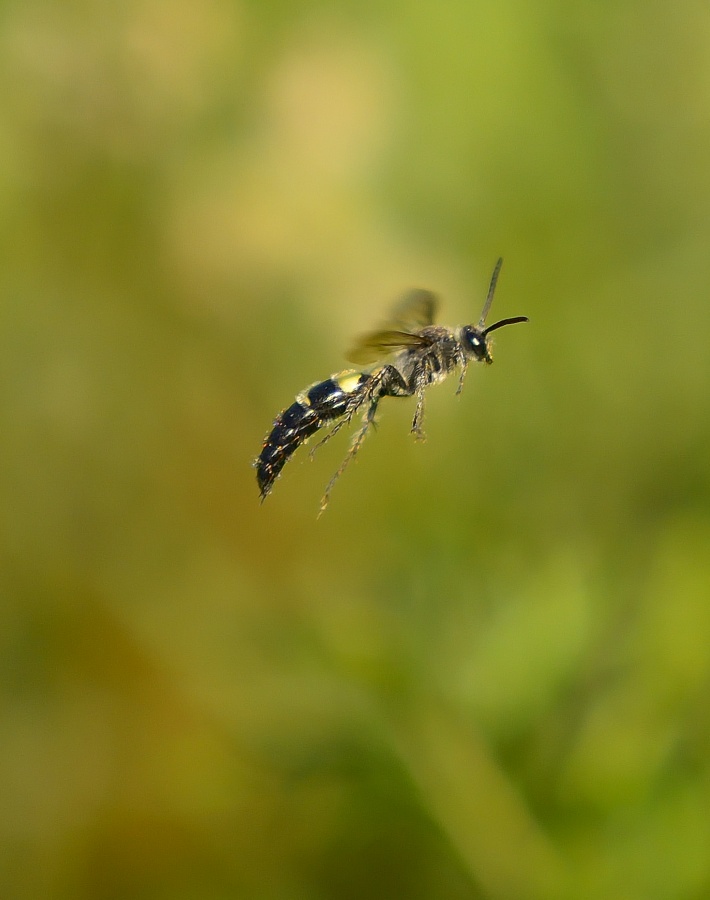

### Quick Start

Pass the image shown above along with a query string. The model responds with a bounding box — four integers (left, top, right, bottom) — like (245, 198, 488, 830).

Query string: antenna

(484, 315, 529, 335)
(477, 257, 504, 327)
(477, 257, 529, 334)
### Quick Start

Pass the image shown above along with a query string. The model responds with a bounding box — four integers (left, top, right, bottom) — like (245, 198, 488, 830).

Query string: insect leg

(373, 361, 425, 440)
(306, 372, 371, 459)
(308, 393, 366, 459)
(308, 416, 349, 459)
(412, 392, 425, 440)
(455, 356, 469, 395)
(410, 367, 430, 440)
(376, 364, 412, 398)
(319, 396, 380, 515)
(317, 364, 413, 513)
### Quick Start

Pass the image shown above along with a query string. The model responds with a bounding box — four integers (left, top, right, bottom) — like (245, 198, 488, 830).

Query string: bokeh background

(3, 1, 710, 898)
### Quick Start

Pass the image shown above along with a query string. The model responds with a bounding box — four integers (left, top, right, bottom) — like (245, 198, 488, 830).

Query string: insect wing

(346, 330, 432, 365)
(346, 288, 438, 365)
(390, 288, 438, 329)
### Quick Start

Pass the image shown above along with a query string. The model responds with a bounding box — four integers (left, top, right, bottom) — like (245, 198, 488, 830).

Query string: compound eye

(463, 326, 486, 358)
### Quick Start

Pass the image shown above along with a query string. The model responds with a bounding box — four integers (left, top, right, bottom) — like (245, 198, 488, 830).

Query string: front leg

(456, 357, 468, 396)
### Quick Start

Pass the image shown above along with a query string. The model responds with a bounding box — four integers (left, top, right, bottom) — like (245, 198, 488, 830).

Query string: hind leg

(317, 364, 415, 513)
(309, 364, 407, 462)
(308, 375, 376, 460)
(319, 397, 380, 515)
(308, 413, 352, 460)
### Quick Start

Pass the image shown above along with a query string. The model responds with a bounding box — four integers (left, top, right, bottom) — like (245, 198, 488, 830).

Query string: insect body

(255, 258, 527, 512)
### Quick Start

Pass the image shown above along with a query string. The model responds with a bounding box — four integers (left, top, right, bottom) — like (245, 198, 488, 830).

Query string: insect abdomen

(256, 371, 370, 500)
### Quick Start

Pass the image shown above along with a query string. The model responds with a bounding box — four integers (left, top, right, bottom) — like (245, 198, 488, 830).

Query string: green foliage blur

(3, 1, 710, 898)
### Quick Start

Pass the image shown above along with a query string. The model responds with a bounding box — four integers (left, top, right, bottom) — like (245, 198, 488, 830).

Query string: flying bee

(255, 258, 528, 512)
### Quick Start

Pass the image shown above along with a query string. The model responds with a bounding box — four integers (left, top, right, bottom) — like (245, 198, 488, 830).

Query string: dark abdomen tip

(256, 401, 319, 500)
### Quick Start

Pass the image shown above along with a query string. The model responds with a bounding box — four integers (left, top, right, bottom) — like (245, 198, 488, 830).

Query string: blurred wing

(346, 329, 433, 365)
(345, 289, 438, 365)
(390, 288, 438, 329)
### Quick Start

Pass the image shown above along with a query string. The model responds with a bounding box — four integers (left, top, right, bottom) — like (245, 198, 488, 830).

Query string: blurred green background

(3, 1, 710, 898)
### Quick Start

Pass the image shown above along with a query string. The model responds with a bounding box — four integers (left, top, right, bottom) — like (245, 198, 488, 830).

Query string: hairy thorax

(395, 326, 461, 386)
